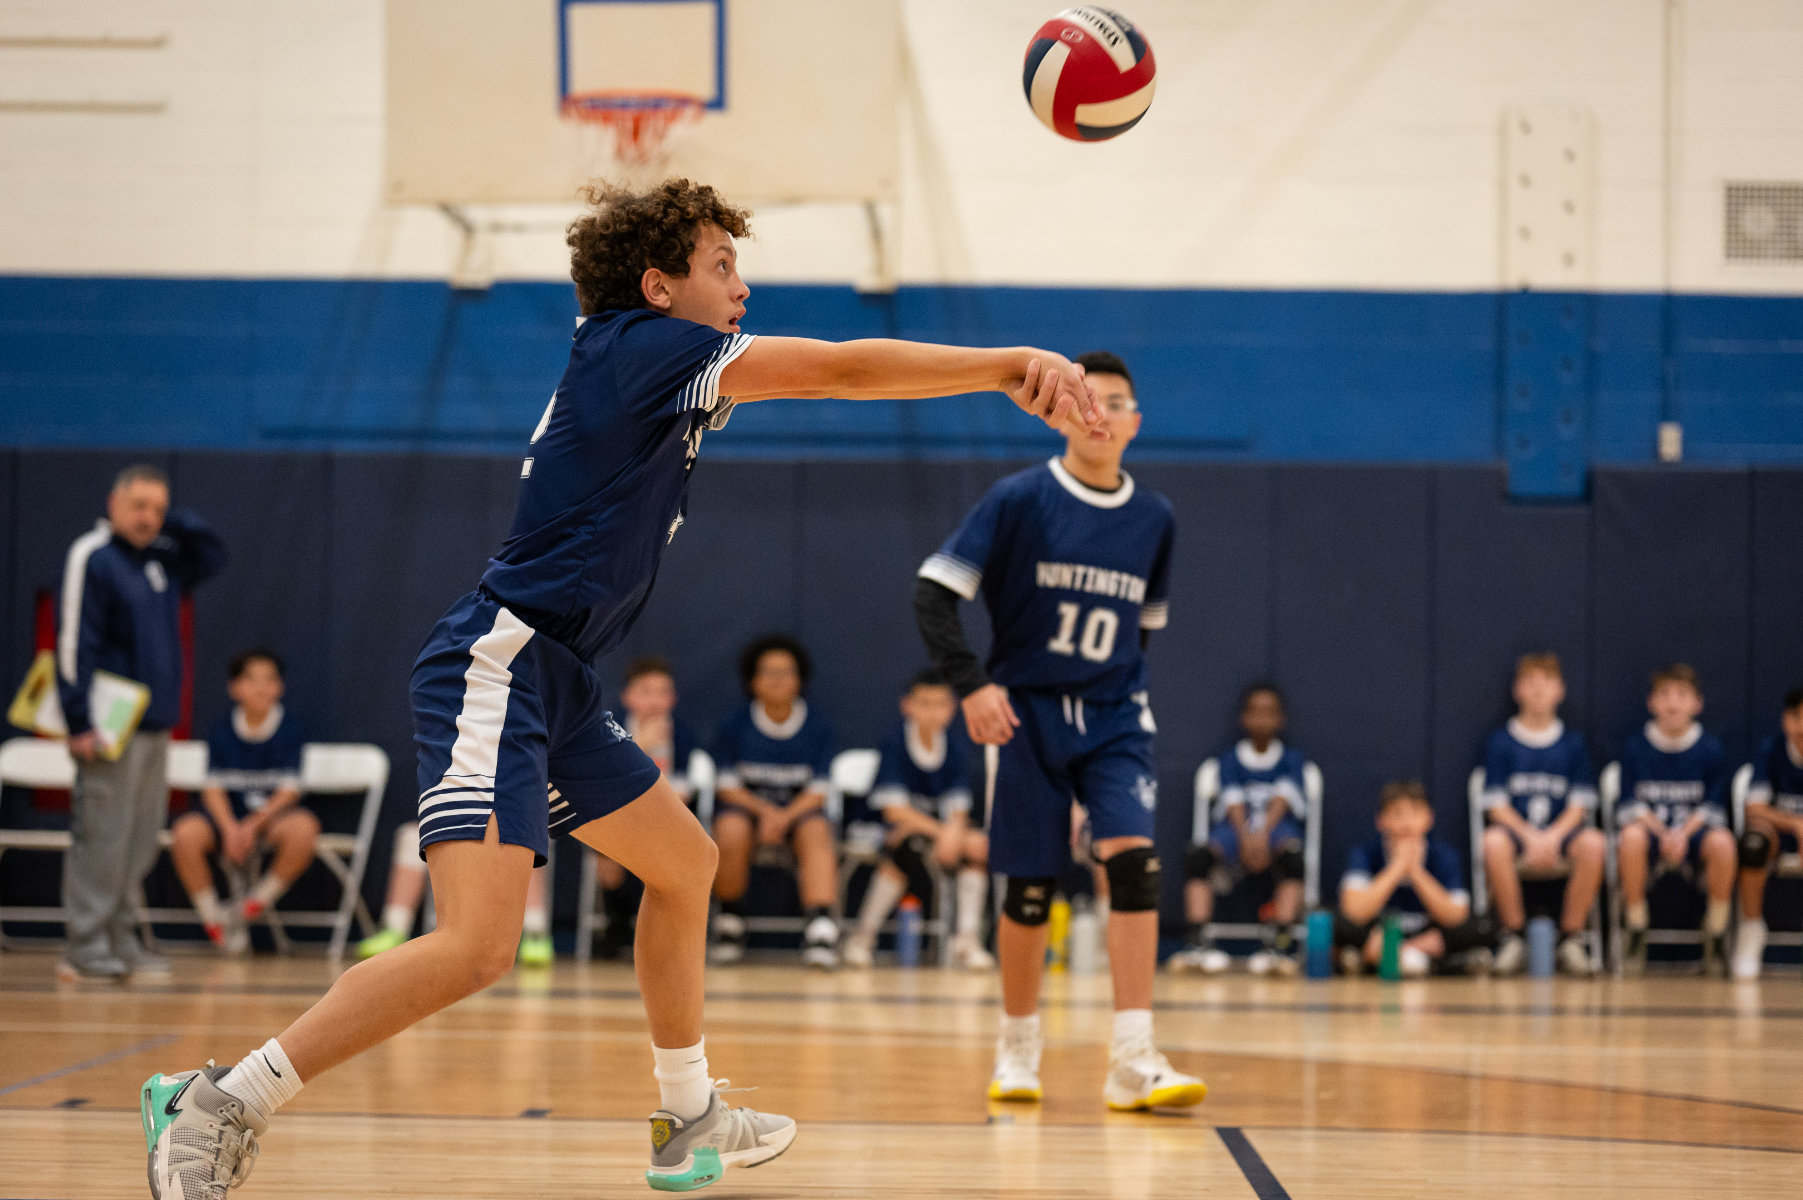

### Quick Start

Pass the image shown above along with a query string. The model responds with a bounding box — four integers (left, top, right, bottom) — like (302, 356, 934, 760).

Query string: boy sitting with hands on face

(1336, 780, 1487, 976)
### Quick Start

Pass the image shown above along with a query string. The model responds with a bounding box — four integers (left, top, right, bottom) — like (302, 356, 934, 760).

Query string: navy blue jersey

(1616, 721, 1729, 829)
(1481, 719, 1597, 829)
(713, 700, 836, 808)
(1210, 739, 1313, 828)
(1340, 834, 1468, 930)
(1750, 734, 1803, 818)
(919, 459, 1174, 701)
(203, 704, 306, 818)
(871, 720, 974, 819)
(625, 713, 699, 800)
(480, 311, 754, 662)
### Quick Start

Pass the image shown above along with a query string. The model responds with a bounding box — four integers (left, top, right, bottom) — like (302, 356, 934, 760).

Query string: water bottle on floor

(1068, 895, 1100, 975)
(1305, 910, 1334, 979)
(896, 895, 923, 968)
(1527, 915, 1557, 978)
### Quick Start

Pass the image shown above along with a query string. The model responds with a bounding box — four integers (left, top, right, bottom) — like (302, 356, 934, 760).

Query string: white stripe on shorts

(419, 607, 535, 825)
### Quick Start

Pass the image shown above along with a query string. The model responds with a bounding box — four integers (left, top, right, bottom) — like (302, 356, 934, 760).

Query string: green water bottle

(1378, 915, 1402, 981)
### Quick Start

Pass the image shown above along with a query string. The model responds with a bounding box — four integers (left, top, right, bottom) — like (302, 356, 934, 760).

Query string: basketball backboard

(385, 0, 901, 206)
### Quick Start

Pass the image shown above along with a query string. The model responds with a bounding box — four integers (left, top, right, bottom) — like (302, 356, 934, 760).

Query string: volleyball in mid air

(1022, 7, 1157, 142)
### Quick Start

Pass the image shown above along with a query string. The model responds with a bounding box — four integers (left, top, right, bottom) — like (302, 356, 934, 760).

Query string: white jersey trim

(919, 553, 982, 601)
(750, 698, 807, 741)
(1048, 457, 1135, 509)
(417, 606, 535, 831)
(1507, 717, 1565, 749)
(679, 332, 756, 416)
(1140, 600, 1169, 630)
(58, 519, 113, 685)
(1644, 720, 1703, 754)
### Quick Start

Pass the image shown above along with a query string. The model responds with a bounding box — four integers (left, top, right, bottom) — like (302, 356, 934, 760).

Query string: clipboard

(8, 650, 151, 761)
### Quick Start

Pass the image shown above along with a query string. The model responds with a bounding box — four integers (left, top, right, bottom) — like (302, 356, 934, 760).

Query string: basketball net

(563, 90, 704, 177)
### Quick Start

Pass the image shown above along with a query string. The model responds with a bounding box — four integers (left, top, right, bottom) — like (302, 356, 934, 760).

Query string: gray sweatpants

(64, 730, 170, 957)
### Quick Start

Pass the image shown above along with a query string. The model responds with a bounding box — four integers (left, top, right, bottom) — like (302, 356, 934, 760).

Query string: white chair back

(165, 740, 210, 790)
(1467, 765, 1489, 911)
(687, 748, 717, 824)
(0, 738, 76, 789)
(301, 743, 390, 793)
(828, 748, 881, 825)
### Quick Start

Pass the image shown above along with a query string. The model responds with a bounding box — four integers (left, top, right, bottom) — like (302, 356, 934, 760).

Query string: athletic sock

(858, 870, 906, 939)
(250, 874, 288, 908)
(955, 867, 987, 939)
(1000, 1012, 1040, 1042)
(191, 887, 225, 927)
(1626, 901, 1650, 930)
(652, 1039, 712, 1120)
(219, 1038, 302, 1116)
(381, 903, 415, 937)
(1110, 1008, 1153, 1055)
(1704, 899, 1731, 936)
(522, 905, 550, 936)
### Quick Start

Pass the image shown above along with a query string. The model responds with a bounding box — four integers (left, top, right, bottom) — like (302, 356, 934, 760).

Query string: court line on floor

(1238, 1121, 1803, 1159)
(1216, 1127, 1291, 1199)
(0, 1034, 176, 1098)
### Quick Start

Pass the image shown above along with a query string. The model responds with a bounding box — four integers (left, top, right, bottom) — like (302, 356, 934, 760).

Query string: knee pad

(1001, 876, 1056, 926)
(888, 834, 930, 877)
(1184, 842, 1217, 881)
(1273, 845, 1305, 883)
(1103, 845, 1162, 912)
(1740, 828, 1774, 870)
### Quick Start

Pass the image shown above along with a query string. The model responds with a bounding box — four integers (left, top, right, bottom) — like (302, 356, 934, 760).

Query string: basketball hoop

(562, 90, 705, 169)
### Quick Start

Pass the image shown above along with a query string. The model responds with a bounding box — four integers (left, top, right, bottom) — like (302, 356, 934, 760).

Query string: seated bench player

(1336, 780, 1487, 976)
(1734, 687, 1803, 980)
(843, 669, 993, 970)
(169, 650, 317, 952)
(1616, 664, 1736, 976)
(1480, 652, 1606, 976)
(710, 634, 841, 968)
(1168, 683, 1311, 976)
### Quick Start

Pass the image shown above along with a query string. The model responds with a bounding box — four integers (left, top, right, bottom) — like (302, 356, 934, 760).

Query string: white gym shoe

(986, 1022, 1042, 1102)
(1399, 945, 1431, 977)
(1734, 919, 1767, 981)
(1166, 944, 1232, 975)
(645, 1082, 796, 1192)
(1556, 934, 1594, 977)
(840, 931, 874, 968)
(708, 913, 746, 965)
(1103, 1039, 1207, 1111)
(947, 934, 995, 970)
(1246, 949, 1300, 977)
(800, 915, 839, 971)
(141, 1063, 268, 1200)
(1492, 931, 1526, 976)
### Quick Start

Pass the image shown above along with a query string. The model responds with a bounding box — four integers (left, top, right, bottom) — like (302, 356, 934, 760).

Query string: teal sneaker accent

(141, 1073, 188, 1151)
(645, 1147, 722, 1192)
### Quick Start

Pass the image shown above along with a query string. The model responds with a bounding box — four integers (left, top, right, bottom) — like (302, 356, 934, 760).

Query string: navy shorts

(1632, 825, 1716, 869)
(411, 590, 663, 865)
(985, 688, 1158, 877)
(1209, 815, 1304, 865)
(1498, 825, 1585, 858)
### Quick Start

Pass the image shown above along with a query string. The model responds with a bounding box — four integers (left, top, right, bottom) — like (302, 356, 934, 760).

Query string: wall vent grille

(1725, 182, 1803, 262)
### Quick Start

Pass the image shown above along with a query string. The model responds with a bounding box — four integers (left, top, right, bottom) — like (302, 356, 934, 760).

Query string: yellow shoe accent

(986, 1080, 1043, 1102)
(1107, 1080, 1209, 1111)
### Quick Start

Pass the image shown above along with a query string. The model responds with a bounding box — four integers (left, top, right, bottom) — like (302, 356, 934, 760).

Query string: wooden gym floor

(2, 950, 1800, 1198)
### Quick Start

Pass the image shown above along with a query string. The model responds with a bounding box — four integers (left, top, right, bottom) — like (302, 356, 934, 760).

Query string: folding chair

(829, 747, 954, 962)
(1733, 761, 1803, 961)
(0, 737, 79, 944)
(1468, 766, 1605, 966)
(575, 747, 717, 963)
(1191, 756, 1323, 944)
(1601, 759, 1720, 973)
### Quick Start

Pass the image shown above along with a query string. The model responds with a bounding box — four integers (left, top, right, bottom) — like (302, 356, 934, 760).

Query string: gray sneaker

(113, 926, 174, 979)
(645, 1084, 796, 1192)
(58, 943, 130, 984)
(141, 1064, 267, 1199)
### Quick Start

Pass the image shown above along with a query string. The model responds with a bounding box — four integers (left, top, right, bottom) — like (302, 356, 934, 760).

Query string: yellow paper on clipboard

(8, 650, 150, 761)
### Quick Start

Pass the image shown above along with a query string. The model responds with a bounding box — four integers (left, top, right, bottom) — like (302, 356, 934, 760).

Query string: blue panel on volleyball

(1502, 291, 1593, 499)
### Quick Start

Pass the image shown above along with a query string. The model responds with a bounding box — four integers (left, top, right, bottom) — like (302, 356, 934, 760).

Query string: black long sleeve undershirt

(912, 577, 1153, 699)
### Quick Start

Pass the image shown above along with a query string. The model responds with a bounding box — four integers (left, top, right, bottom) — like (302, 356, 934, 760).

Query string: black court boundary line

(0, 1035, 177, 1098)
(4, 978, 1801, 1023)
(1217, 1127, 1291, 1199)
(11, 1104, 1803, 1159)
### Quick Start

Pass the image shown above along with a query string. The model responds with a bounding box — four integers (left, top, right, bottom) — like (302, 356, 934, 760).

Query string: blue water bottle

(1305, 910, 1334, 979)
(1527, 915, 1557, 978)
(896, 895, 923, 968)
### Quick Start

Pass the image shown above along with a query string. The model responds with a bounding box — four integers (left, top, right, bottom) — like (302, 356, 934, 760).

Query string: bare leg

(1740, 817, 1777, 921)
(575, 778, 716, 1048)
(1482, 827, 1525, 931)
(791, 816, 839, 911)
(169, 815, 218, 898)
(384, 824, 427, 916)
(998, 914, 1049, 1018)
(263, 810, 321, 888)
(1183, 877, 1213, 925)
(276, 818, 532, 1081)
(712, 811, 754, 903)
(1618, 826, 1650, 913)
(1271, 878, 1303, 924)
(596, 854, 627, 890)
(1702, 829, 1736, 903)
(1562, 829, 1606, 934)
(1095, 836, 1156, 1012)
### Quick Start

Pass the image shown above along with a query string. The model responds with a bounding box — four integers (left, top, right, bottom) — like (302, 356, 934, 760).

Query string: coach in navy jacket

(54, 463, 226, 981)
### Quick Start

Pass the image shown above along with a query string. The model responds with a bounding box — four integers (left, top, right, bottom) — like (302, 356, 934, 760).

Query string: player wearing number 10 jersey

(914, 351, 1204, 1114)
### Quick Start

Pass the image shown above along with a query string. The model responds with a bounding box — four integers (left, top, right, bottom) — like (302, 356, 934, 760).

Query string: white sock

(522, 905, 550, 936)
(251, 874, 287, 907)
(652, 1039, 711, 1120)
(382, 903, 414, 936)
(219, 1038, 302, 1116)
(955, 868, 987, 939)
(192, 887, 224, 927)
(1741, 916, 1767, 932)
(1626, 901, 1649, 930)
(857, 870, 907, 939)
(1000, 1012, 1040, 1041)
(1704, 899, 1731, 936)
(1111, 1008, 1153, 1054)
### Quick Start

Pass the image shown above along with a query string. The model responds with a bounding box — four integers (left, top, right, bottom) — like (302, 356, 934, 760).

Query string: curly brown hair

(565, 178, 752, 314)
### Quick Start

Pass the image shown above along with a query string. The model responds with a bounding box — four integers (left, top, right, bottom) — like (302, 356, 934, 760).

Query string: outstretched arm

(718, 338, 1099, 432)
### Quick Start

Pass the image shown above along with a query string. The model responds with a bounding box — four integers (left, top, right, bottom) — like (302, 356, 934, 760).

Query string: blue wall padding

(5, 277, 1803, 464)
(3, 453, 1799, 921)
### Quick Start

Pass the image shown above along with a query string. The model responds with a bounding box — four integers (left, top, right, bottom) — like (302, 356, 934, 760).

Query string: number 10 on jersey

(1047, 602, 1120, 662)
